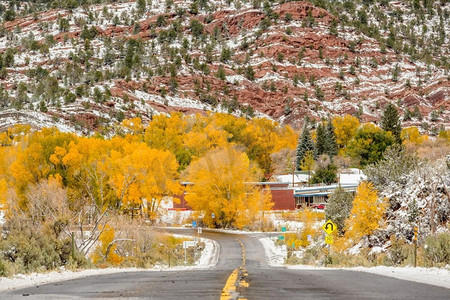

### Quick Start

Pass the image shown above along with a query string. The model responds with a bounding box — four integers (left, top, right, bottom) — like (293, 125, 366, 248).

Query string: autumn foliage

(0, 113, 294, 228)
(344, 182, 387, 242)
(185, 147, 273, 229)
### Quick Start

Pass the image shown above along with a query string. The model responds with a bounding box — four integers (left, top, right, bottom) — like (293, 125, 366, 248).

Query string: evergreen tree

(311, 163, 337, 185)
(347, 124, 395, 167)
(296, 124, 315, 170)
(311, 154, 337, 185)
(325, 119, 338, 158)
(315, 123, 326, 156)
(325, 186, 353, 235)
(381, 103, 402, 143)
(137, 0, 146, 13)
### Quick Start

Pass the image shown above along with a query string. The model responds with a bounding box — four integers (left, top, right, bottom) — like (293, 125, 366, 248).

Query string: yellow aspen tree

(344, 181, 387, 243)
(0, 178, 7, 208)
(92, 225, 123, 265)
(300, 150, 315, 183)
(121, 117, 145, 135)
(183, 123, 230, 160)
(137, 148, 182, 220)
(243, 186, 273, 230)
(298, 208, 321, 247)
(62, 138, 115, 210)
(185, 147, 272, 229)
(144, 112, 190, 168)
(401, 127, 428, 145)
(332, 115, 360, 150)
(108, 147, 140, 209)
(106, 142, 181, 218)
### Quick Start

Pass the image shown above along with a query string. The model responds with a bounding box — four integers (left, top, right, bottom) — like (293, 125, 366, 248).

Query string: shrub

(387, 235, 409, 266)
(424, 232, 450, 266)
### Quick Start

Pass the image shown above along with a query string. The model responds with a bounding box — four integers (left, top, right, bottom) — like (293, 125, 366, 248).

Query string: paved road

(3, 229, 449, 299)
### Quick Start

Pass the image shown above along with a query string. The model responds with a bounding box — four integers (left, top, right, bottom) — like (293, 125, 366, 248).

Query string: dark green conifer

(315, 123, 326, 157)
(325, 119, 338, 158)
(296, 124, 315, 170)
(381, 103, 402, 143)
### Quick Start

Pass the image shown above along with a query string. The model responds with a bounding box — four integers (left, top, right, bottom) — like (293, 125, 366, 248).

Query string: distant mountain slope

(0, 0, 448, 134)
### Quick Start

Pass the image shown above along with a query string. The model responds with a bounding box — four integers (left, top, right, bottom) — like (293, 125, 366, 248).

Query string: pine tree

(315, 123, 326, 156)
(296, 124, 315, 171)
(381, 103, 402, 143)
(137, 0, 146, 13)
(325, 119, 338, 158)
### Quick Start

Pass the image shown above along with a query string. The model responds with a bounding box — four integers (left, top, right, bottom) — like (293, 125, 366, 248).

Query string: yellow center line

(220, 239, 249, 300)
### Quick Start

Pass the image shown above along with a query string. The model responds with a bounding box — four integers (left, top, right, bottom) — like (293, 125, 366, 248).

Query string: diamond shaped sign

(322, 220, 337, 235)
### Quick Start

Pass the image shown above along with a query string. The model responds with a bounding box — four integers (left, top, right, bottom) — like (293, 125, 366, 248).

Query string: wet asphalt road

(2, 229, 449, 299)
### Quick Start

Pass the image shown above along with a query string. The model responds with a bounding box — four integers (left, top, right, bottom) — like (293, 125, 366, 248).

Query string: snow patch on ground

(197, 238, 220, 268)
(259, 237, 286, 267)
(351, 266, 450, 289)
(0, 236, 219, 292)
(257, 235, 450, 289)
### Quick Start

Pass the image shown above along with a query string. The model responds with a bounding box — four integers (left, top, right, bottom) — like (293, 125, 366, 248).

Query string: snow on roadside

(0, 236, 219, 292)
(349, 266, 450, 289)
(257, 236, 450, 289)
(170, 234, 219, 268)
(259, 237, 286, 267)
(197, 238, 219, 268)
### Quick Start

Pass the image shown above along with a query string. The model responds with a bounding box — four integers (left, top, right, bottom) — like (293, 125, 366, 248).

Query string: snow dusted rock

(371, 157, 450, 246)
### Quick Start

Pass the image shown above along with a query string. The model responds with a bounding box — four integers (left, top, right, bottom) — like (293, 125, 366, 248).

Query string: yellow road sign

(322, 220, 337, 235)
(325, 235, 333, 244)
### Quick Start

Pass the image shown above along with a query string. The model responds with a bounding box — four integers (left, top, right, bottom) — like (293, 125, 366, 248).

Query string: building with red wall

(172, 182, 296, 211)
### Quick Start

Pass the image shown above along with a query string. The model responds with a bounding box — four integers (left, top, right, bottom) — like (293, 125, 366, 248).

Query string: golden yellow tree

(332, 115, 360, 150)
(344, 182, 387, 242)
(144, 112, 191, 169)
(401, 127, 428, 145)
(300, 150, 315, 184)
(298, 208, 321, 247)
(185, 147, 272, 229)
(9, 128, 77, 208)
(128, 144, 182, 220)
(121, 117, 145, 135)
(0, 178, 7, 209)
(92, 225, 123, 265)
(183, 122, 230, 160)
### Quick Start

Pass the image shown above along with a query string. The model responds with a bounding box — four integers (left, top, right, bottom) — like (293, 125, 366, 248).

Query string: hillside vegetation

(0, 0, 448, 134)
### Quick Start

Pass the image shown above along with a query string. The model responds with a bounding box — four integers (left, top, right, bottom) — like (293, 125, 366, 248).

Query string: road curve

(2, 229, 449, 299)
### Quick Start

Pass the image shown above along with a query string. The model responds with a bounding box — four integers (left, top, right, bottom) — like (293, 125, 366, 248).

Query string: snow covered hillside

(0, 0, 448, 133)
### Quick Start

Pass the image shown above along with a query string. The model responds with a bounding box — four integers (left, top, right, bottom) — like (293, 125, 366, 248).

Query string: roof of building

(274, 169, 366, 186)
(294, 183, 359, 197)
(273, 173, 310, 184)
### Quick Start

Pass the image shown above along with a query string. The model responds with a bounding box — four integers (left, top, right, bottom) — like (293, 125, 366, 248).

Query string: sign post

(414, 226, 418, 267)
(183, 241, 196, 265)
(321, 220, 337, 267)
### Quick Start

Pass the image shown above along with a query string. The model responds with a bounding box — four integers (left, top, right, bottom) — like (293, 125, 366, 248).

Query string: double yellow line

(220, 239, 249, 300)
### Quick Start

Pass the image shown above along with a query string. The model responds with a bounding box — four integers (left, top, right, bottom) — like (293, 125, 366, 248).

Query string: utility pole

(292, 161, 295, 188)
